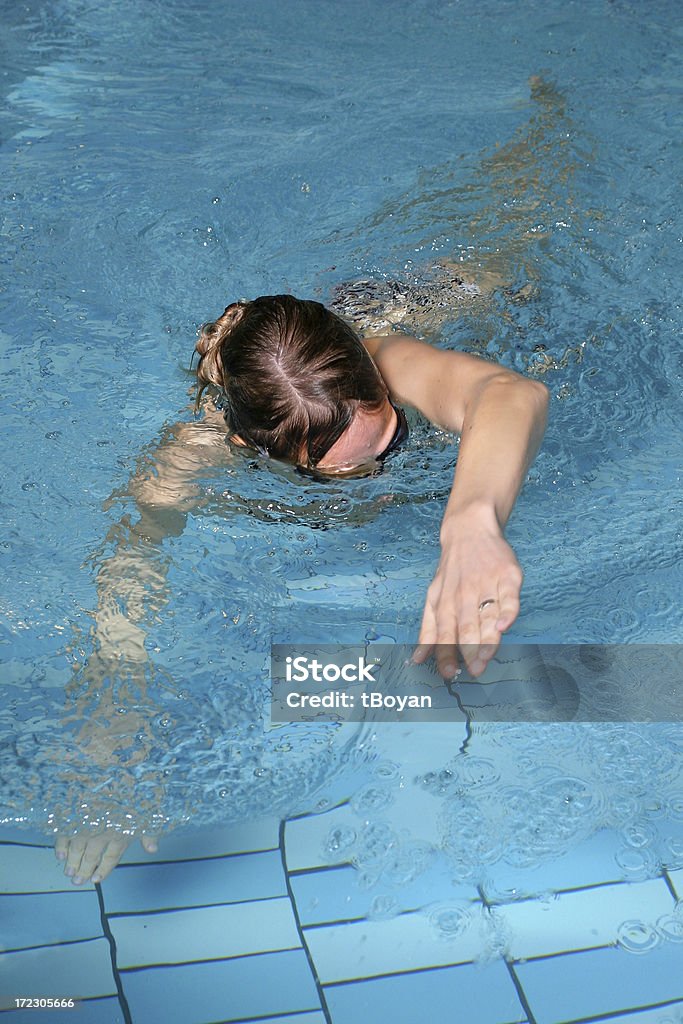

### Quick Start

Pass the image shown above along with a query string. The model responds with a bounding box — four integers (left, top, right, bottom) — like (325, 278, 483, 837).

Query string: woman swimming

(54, 285, 547, 883)
(193, 291, 548, 680)
(53, 74, 572, 884)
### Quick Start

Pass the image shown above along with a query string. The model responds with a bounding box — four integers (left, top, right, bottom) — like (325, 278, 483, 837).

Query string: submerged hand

(55, 832, 159, 885)
(413, 512, 523, 679)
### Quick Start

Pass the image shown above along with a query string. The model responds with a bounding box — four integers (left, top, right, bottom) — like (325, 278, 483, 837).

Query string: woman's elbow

(526, 379, 550, 433)
(490, 372, 550, 408)
(495, 373, 550, 427)
(527, 378, 550, 409)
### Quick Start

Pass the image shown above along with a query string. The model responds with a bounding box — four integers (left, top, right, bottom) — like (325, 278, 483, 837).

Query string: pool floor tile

(324, 960, 526, 1024)
(1, 891, 102, 951)
(0, 938, 116, 1005)
(120, 949, 321, 1023)
(290, 860, 477, 927)
(481, 828, 634, 903)
(497, 877, 675, 960)
(0, 829, 53, 846)
(0, 845, 93, 895)
(119, 819, 280, 864)
(284, 808, 357, 872)
(289, 866, 372, 926)
(110, 897, 300, 968)
(103, 848, 286, 913)
(303, 904, 487, 982)
(514, 942, 683, 1024)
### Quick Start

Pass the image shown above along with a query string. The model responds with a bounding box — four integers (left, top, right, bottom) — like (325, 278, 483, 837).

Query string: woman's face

(229, 397, 399, 475)
(314, 397, 399, 474)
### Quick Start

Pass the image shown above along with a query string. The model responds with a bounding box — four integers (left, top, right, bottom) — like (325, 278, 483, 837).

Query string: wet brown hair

(195, 294, 388, 467)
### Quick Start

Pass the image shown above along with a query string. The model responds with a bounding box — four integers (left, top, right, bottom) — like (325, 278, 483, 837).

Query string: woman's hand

(413, 505, 523, 679)
(56, 832, 159, 885)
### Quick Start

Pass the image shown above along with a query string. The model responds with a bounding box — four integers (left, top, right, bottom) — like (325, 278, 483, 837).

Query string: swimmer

(55, 73, 575, 883)
(54, 286, 547, 885)
(193, 292, 548, 679)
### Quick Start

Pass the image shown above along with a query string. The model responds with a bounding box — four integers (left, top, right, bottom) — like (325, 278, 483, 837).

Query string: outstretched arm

(57, 401, 233, 883)
(83, 402, 231, 662)
(367, 334, 549, 678)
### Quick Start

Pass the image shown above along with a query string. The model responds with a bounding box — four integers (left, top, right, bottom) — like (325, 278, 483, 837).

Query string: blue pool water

(1, 0, 683, 1020)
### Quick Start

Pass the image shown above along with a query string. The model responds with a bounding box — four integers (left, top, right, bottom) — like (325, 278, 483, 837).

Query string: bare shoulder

(364, 334, 537, 430)
(363, 333, 512, 398)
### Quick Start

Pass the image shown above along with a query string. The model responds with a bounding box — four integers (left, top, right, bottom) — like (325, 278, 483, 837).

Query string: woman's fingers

(416, 572, 522, 679)
(141, 835, 159, 854)
(63, 835, 87, 879)
(55, 831, 154, 884)
(91, 839, 131, 884)
(467, 597, 505, 675)
(496, 579, 522, 632)
(416, 585, 461, 678)
(77, 838, 126, 885)
(414, 600, 436, 662)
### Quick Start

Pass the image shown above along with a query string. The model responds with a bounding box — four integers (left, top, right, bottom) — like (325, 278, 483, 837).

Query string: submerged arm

(86, 403, 231, 662)
(368, 334, 549, 677)
(58, 402, 232, 882)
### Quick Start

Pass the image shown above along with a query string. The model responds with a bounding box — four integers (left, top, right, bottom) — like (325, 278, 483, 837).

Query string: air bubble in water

(419, 769, 455, 796)
(325, 826, 356, 854)
(350, 784, 395, 815)
(429, 902, 470, 937)
(621, 821, 656, 848)
(356, 868, 381, 891)
(664, 837, 683, 867)
(460, 757, 500, 789)
(616, 919, 661, 954)
(368, 894, 399, 920)
(656, 913, 683, 943)
(383, 842, 432, 884)
(668, 796, 683, 820)
(640, 796, 666, 819)
(608, 795, 642, 826)
(615, 846, 658, 878)
(354, 822, 397, 867)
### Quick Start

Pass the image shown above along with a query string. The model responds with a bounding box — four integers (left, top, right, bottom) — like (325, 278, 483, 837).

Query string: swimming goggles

(377, 401, 409, 462)
(296, 401, 410, 482)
